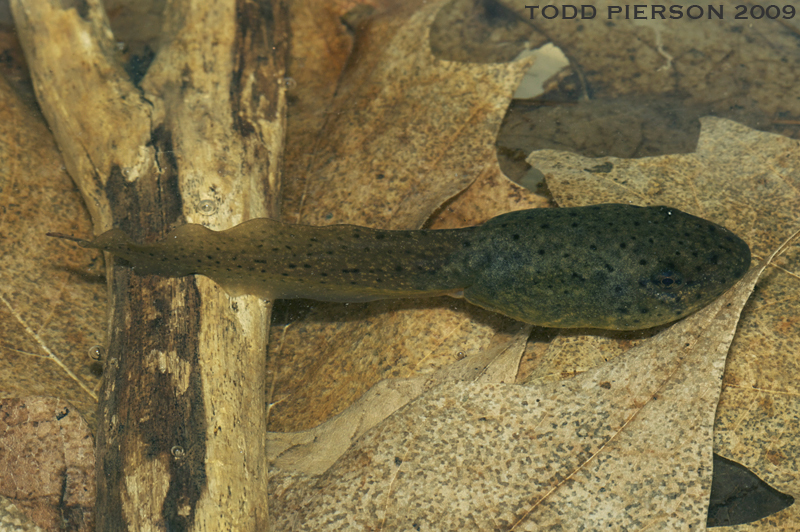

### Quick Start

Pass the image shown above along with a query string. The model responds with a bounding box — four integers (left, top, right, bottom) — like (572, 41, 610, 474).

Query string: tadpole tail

(46, 232, 93, 247)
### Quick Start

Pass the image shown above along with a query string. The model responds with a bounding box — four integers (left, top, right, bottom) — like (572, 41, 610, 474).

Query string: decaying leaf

(268, 322, 529, 475)
(0, 494, 44, 532)
(498, 0, 798, 131)
(3, 0, 799, 529)
(0, 75, 103, 427)
(0, 397, 95, 531)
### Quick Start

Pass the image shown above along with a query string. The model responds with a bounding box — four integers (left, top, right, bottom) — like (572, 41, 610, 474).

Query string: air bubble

(88, 345, 105, 360)
(198, 199, 218, 215)
(279, 77, 297, 90)
(171, 445, 185, 459)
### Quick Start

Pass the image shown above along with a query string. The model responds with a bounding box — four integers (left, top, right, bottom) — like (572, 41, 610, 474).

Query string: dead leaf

(4, 0, 800, 529)
(499, 0, 798, 129)
(0, 397, 95, 531)
(268, 322, 529, 475)
(293, 0, 534, 229)
(495, 0, 798, 183)
(0, 495, 44, 532)
(0, 74, 103, 427)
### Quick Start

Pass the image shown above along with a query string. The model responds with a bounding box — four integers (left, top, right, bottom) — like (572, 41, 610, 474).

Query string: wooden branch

(12, 0, 288, 529)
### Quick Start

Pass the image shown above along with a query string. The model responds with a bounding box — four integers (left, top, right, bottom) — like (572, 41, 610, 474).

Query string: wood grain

(11, 0, 288, 529)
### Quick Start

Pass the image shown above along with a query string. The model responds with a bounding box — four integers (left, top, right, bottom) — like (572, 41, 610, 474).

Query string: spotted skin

(51, 204, 750, 330)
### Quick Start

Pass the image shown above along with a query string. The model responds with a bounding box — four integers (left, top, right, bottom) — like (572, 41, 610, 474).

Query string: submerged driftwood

(12, 1, 288, 529)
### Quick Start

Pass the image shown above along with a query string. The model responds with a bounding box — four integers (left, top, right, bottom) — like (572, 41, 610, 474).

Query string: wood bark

(11, 0, 288, 529)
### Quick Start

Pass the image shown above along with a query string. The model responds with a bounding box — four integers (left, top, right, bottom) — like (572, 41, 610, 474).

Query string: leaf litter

(0, 75, 104, 426)
(2, 0, 799, 529)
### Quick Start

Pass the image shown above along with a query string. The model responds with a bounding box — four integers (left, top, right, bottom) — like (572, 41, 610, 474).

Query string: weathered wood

(11, 0, 288, 529)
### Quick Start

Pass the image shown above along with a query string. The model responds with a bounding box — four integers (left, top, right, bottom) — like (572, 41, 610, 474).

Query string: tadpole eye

(653, 269, 683, 289)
